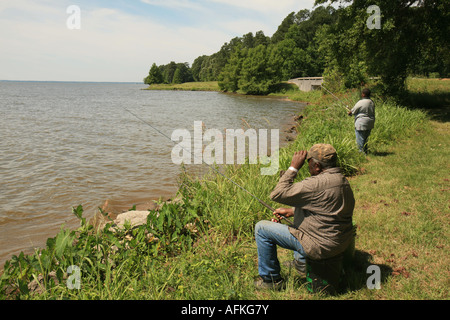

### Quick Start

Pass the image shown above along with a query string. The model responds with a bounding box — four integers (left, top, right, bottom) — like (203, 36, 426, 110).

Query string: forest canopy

(143, 0, 449, 97)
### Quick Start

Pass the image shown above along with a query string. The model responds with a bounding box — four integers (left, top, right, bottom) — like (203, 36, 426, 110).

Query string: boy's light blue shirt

(351, 97, 375, 130)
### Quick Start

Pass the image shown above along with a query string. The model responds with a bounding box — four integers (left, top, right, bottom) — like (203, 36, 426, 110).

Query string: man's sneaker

(283, 259, 306, 277)
(254, 277, 284, 290)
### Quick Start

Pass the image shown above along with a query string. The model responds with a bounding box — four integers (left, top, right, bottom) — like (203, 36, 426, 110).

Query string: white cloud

(218, 18, 272, 36)
(140, 0, 205, 11)
(209, 0, 317, 37)
(0, 0, 318, 82)
(0, 1, 229, 82)
(210, 0, 315, 14)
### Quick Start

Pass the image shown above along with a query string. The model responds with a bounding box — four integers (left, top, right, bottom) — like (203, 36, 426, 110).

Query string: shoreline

(94, 97, 305, 228)
(0, 87, 306, 269)
(143, 81, 313, 105)
(0, 85, 306, 269)
(2, 77, 448, 299)
(110, 81, 307, 221)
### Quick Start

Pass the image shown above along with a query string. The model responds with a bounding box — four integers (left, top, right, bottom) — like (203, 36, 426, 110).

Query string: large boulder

(113, 211, 151, 229)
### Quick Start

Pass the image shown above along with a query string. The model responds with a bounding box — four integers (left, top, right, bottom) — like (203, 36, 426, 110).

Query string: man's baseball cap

(307, 144, 337, 165)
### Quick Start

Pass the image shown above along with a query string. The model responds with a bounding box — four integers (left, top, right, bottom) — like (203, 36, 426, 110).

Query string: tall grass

(184, 85, 429, 240)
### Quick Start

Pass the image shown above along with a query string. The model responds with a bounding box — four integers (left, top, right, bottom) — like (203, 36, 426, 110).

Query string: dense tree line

(144, 1, 448, 97)
(315, 0, 449, 97)
(144, 62, 193, 85)
(216, 6, 338, 94)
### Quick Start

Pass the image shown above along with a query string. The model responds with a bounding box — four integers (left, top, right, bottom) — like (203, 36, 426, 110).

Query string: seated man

(254, 144, 355, 290)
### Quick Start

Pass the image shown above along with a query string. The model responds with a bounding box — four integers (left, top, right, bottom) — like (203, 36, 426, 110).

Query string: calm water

(0, 81, 305, 266)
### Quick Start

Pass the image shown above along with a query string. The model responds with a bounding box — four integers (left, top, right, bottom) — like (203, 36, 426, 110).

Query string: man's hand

(271, 208, 294, 223)
(290, 150, 307, 170)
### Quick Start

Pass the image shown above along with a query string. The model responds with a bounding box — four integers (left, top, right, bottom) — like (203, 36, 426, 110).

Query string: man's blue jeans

(355, 129, 371, 154)
(255, 220, 307, 281)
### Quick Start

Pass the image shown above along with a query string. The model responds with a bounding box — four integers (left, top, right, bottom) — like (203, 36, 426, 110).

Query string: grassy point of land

(144, 81, 220, 92)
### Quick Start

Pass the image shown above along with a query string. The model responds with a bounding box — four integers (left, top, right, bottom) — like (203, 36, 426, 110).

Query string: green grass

(1, 78, 448, 300)
(144, 81, 220, 92)
(405, 77, 450, 122)
(269, 82, 325, 104)
(347, 119, 449, 299)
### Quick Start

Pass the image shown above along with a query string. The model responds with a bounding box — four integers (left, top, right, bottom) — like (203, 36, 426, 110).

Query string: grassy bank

(1, 79, 448, 300)
(144, 81, 220, 92)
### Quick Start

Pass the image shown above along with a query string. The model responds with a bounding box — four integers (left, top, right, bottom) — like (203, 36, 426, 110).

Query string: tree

(172, 63, 193, 84)
(144, 63, 163, 85)
(254, 31, 270, 47)
(315, 0, 449, 97)
(271, 39, 308, 80)
(271, 12, 296, 44)
(242, 32, 255, 49)
(217, 6, 338, 94)
(218, 44, 247, 92)
(191, 55, 207, 82)
(238, 44, 282, 95)
(198, 55, 217, 81)
(162, 61, 178, 84)
(172, 68, 183, 84)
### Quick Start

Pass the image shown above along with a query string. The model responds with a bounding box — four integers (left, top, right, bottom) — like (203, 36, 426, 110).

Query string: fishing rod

(124, 108, 294, 227)
(320, 85, 351, 112)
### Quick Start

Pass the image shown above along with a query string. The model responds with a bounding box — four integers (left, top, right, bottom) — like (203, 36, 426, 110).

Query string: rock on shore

(113, 210, 151, 228)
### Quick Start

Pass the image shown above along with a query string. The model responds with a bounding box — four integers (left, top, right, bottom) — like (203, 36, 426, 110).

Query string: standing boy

(348, 88, 375, 154)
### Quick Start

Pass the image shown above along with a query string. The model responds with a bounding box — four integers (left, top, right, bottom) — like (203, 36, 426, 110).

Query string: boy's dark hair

(362, 88, 371, 97)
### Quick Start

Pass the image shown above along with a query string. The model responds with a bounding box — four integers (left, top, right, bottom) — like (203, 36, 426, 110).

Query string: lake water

(0, 81, 305, 266)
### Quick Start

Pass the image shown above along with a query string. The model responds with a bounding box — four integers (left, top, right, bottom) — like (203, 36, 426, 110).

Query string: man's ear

(315, 162, 323, 173)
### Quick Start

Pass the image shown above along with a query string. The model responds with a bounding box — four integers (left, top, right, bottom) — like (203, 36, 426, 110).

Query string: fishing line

(124, 108, 294, 227)
(321, 85, 351, 112)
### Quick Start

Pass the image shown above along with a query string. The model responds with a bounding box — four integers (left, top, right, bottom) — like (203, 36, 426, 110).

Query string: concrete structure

(288, 77, 324, 92)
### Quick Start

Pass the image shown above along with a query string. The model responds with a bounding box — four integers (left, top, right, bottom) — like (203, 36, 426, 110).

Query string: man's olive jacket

(270, 167, 355, 260)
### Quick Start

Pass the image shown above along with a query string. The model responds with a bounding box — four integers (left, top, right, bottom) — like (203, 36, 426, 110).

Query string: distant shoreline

(143, 81, 314, 106)
(0, 80, 145, 84)
(143, 81, 220, 92)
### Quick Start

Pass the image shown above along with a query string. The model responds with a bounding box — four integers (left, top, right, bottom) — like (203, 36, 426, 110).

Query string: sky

(0, 0, 317, 82)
